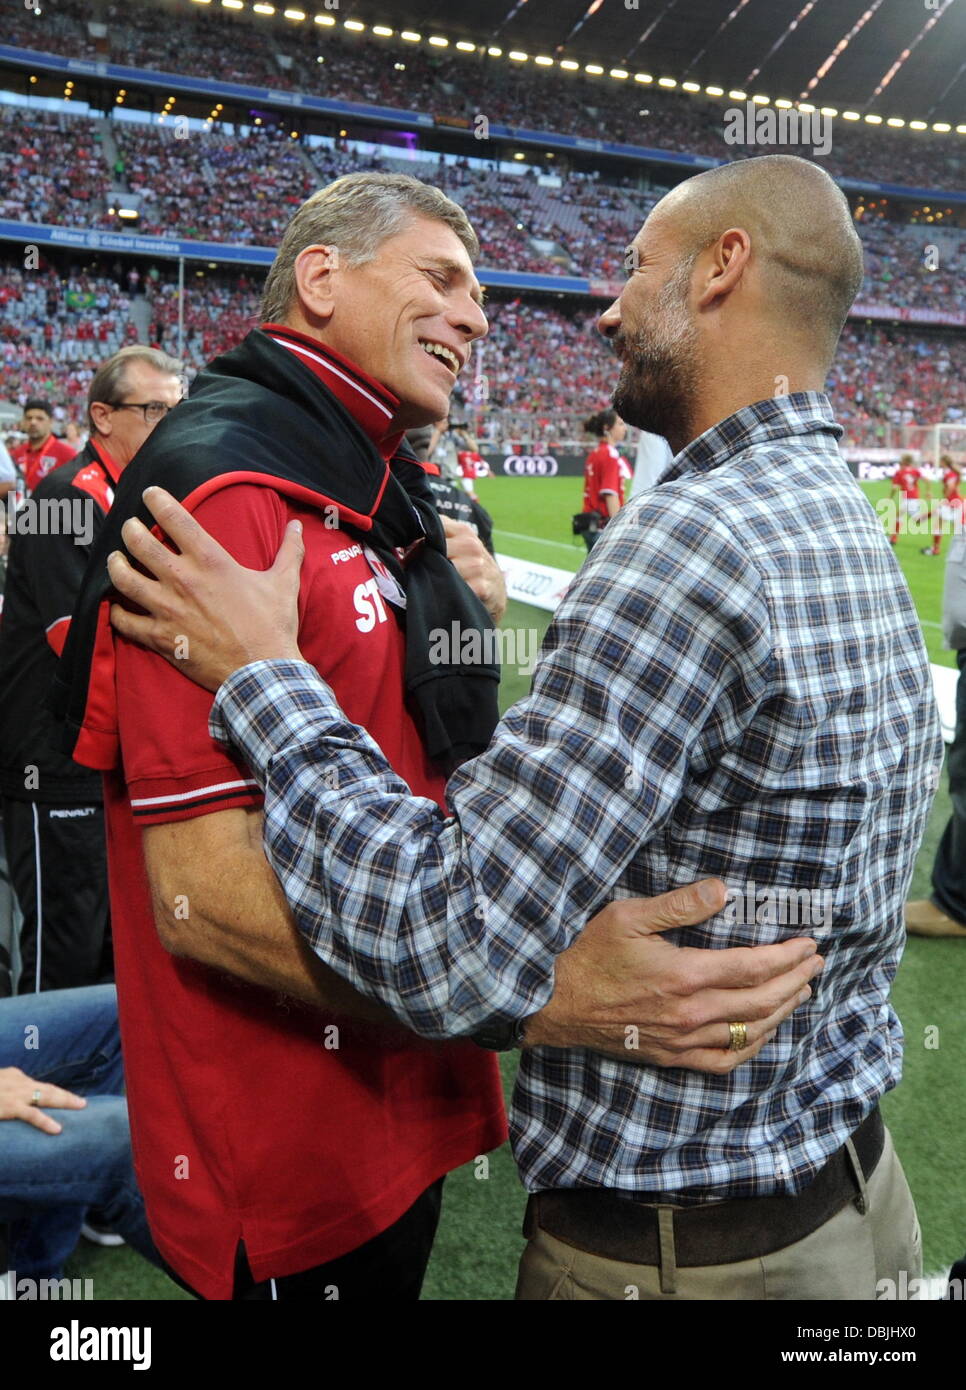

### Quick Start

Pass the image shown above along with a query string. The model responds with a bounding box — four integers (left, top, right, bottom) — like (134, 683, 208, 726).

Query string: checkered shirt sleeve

(210, 493, 775, 1037)
(210, 392, 944, 1199)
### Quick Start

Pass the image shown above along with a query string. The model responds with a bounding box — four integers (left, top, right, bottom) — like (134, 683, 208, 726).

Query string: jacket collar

(261, 323, 403, 461)
(86, 436, 121, 485)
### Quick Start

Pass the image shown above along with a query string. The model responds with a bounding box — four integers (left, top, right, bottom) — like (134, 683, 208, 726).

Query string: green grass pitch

(66, 473, 964, 1300)
(479, 474, 958, 672)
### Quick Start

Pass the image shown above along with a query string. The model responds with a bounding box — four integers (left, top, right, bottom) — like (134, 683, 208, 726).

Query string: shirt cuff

(208, 659, 340, 784)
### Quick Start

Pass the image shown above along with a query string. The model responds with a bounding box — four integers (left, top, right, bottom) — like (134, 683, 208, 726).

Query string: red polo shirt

(12, 432, 76, 493)
(104, 326, 506, 1298)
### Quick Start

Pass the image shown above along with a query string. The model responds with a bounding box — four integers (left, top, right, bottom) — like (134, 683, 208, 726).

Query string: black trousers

(1, 797, 112, 994)
(164, 1178, 445, 1302)
(932, 648, 966, 927)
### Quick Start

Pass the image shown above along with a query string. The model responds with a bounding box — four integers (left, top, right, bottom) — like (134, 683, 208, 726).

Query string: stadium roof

(352, 0, 966, 124)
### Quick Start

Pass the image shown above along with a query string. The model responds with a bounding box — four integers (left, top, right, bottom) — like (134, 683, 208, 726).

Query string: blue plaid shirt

(210, 392, 943, 1202)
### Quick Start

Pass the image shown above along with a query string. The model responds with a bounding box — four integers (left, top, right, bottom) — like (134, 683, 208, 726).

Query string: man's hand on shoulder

(523, 879, 823, 1073)
(108, 487, 305, 691)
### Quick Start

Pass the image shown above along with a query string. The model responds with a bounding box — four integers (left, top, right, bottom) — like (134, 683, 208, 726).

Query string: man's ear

(293, 244, 341, 325)
(89, 401, 113, 437)
(696, 227, 752, 310)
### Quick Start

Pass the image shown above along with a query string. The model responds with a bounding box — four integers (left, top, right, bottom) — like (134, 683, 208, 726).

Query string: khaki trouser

(516, 1129, 921, 1300)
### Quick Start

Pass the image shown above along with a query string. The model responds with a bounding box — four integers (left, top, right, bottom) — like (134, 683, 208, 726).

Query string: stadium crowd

(146, 271, 258, 365)
(859, 224, 966, 314)
(828, 324, 966, 430)
(1, 254, 960, 448)
(0, 108, 111, 228)
(115, 123, 317, 244)
(0, 260, 136, 416)
(3, 104, 962, 314)
(5, 0, 964, 194)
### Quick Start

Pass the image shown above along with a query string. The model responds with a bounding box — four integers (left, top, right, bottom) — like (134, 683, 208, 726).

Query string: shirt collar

(658, 391, 843, 486)
(28, 432, 54, 454)
(88, 436, 121, 485)
(262, 323, 403, 462)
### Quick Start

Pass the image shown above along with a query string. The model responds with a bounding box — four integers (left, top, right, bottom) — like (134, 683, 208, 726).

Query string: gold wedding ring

(30, 1088, 42, 1105)
(728, 1022, 749, 1052)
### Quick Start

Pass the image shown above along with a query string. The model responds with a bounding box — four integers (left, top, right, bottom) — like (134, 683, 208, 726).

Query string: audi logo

(503, 455, 559, 477)
(511, 572, 555, 595)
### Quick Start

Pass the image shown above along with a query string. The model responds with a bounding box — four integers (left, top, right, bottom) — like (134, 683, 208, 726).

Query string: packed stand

(5, 92, 963, 312)
(113, 123, 316, 245)
(0, 259, 136, 419)
(4, 0, 100, 62)
(829, 325, 966, 432)
(146, 273, 260, 367)
(858, 224, 966, 314)
(0, 108, 112, 228)
(6, 0, 966, 195)
(1, 252, 963, 438)
(440, 164, 567, 274)
(478, 301, 616, 426)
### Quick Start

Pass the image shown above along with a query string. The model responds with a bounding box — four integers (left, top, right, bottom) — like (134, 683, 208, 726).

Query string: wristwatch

(470, 1016, 529, 1052)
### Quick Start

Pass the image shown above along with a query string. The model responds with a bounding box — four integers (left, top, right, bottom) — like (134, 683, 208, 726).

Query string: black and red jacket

(53, 328, 500, 778)
(0, 439, 118, 804)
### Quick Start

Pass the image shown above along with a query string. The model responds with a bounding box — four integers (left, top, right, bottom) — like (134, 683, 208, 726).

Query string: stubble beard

(612, 264, 700, 457)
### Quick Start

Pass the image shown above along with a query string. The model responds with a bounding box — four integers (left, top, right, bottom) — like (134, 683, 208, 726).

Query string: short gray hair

(261, 171, 480, 325)
(87, 345, 183, 433)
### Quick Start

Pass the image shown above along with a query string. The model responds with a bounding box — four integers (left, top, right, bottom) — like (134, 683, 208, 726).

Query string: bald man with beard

(108, 156, 941, 1301)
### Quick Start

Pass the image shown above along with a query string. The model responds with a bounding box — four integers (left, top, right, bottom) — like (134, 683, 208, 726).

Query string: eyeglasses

(110, 401, 175, 424)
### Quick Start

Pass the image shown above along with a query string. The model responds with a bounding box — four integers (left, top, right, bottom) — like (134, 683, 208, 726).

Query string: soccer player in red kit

(888, 452, 927, 546)
(11, 399, 76, 494)
(580, 408, 627, 551)
(923, 455, 964, 557)
(457, 446, 485, 500)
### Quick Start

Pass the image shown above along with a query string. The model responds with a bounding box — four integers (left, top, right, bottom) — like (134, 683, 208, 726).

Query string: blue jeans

(0, 984, 159, 1277)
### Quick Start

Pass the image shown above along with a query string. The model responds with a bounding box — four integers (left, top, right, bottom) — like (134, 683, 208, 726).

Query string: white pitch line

(496, 529, 577, 553)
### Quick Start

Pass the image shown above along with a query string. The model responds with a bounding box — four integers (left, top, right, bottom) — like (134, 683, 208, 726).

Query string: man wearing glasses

(0, 345, 182, 994)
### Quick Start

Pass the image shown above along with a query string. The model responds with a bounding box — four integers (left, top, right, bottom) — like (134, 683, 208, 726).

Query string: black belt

(524, 1106, 884, 1268)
